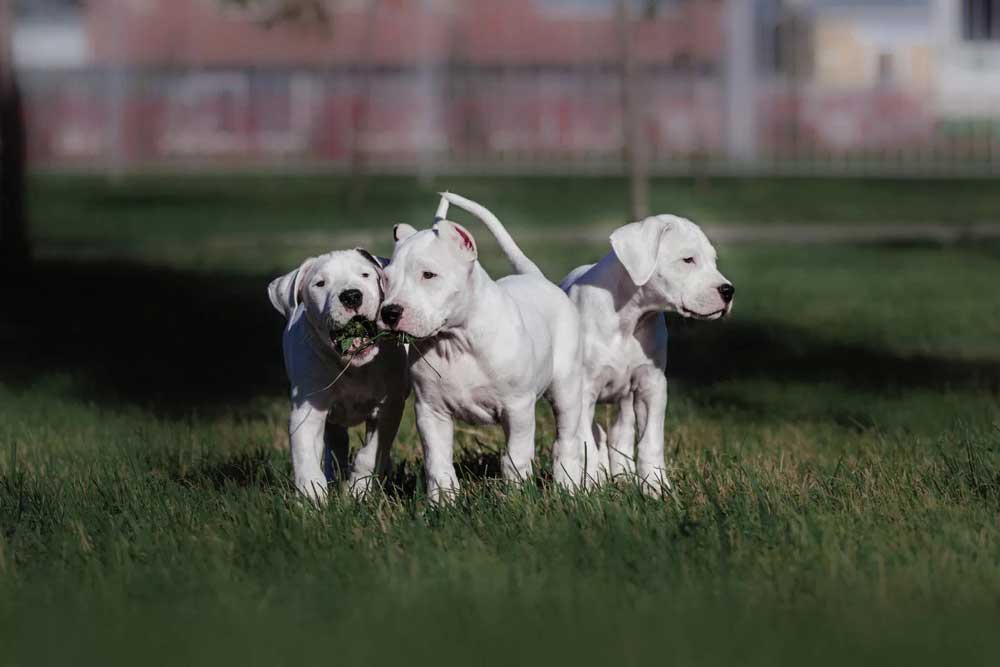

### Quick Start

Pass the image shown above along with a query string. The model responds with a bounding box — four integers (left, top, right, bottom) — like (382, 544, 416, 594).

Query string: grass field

(3, 175, 1000, 666)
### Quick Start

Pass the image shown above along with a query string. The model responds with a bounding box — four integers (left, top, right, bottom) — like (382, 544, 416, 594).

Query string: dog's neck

(300, 309, 350, 371)
(601, 253, 671, 335)
(425, 262, 504, 353)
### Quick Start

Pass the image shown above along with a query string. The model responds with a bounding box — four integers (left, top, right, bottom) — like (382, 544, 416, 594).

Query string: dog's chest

(442, 387, 502, 424)
(413, 354, 504, 425)
(326, 360, 398, 425)
(586, 335, 648, 402)
(328, 387, 382, 425)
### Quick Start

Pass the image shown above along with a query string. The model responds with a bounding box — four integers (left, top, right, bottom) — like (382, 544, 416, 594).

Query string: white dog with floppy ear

(268, 248, 409, 501)
(561, 214, 734, 493)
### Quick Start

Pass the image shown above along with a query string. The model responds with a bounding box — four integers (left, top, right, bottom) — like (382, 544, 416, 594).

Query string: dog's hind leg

(324, 421, 350, 487)
(350, 395, 405, 497)
(501, 397, 536, 485)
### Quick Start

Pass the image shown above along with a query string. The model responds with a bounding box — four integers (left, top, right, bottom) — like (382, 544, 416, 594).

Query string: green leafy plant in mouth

(331, 318, 423, 355)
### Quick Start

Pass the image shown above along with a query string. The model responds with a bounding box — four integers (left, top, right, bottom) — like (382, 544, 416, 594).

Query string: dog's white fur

(378, 193, 593, 501)
(560, 215, 733, 493)
(268, 249, 409, 501)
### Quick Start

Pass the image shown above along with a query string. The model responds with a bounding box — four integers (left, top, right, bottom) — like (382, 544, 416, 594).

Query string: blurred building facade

(13, 0, 1000, 174)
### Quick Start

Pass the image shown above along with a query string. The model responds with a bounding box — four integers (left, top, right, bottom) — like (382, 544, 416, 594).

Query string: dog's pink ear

(267, 257, 316, 319)
(436, 219, 477, 262)
(610, 216, 671, 286)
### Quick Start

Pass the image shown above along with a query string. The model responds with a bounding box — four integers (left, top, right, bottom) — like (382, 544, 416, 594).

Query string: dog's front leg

(608, 393, 637, 479)
(349, 395, 405, 498)
(414, 401, 459, 502)
(566, 391, 604, 489)
(633, 367, 670, 496)
(289, 400, 331, 502)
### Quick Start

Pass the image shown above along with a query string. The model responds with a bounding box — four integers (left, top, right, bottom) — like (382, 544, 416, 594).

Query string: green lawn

(2, 175, 1000, 666)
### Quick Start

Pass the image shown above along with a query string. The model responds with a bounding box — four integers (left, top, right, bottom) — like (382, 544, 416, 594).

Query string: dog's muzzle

(339, 289, 363, 310)
(380, 304, 403, 329)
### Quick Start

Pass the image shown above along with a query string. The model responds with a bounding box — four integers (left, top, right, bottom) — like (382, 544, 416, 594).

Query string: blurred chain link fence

(13, 0, 1000, 176)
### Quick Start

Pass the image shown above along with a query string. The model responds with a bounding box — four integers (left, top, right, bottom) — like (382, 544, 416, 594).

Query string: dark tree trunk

(1, 72, 30, 272)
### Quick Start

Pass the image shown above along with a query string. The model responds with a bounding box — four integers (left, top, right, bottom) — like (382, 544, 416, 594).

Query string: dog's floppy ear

(355, 248, 387, 296)
(609, 216, 671, 286)
(435, 219, 477, 262)
(355, 247, 386, 271)
(393, 223, 417, 244)
(267, 257, 316, 319)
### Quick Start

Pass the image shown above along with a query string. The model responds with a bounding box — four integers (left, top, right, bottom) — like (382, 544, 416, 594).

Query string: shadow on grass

(165, 446, 509, 498)
(666, 315, 1000, 394)
(0, 259, 285, 415)
(1, 260, 997, 420)
(170, 449, 289, 492)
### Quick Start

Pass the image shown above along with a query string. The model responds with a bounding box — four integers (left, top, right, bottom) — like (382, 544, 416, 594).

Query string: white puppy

(560, 215, 734, 493)
(377, 193, 593, 501)
(268, 249, 409, 501)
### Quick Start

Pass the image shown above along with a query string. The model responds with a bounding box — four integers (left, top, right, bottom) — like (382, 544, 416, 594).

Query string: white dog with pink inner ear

(378, 193, 597, 500)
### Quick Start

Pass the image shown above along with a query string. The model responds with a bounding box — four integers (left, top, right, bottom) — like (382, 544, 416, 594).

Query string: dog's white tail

(440, 192, 543, 277)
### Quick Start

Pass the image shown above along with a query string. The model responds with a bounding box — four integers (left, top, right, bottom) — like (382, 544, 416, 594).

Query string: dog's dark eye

(682, 257, 696, 265)
(361, 272, 370, 279)
(315, 280, 326, 287)
(422, 271, 437, 280)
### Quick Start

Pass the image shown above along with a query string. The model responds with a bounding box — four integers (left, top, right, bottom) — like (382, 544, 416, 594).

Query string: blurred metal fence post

(416, 0, 439, 185)
(724, 0, 757, 170)
(350, 0, 380, 206)
(617, 0, 649, 220)
(108, 0, 127, 184)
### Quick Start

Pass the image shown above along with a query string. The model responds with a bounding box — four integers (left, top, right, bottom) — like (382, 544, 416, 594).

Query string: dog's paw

(552, 455, 593, 492)
(346, 473, 379, 500)
(636, 464, 674, 498)
(295, 477, 330, 503)
(426, 473, 460, 504)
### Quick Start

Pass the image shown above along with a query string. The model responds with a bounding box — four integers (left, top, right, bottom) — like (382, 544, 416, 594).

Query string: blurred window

(962, 0, 1000, 41)
(877, 53, 895, 86)
(251, 74, 315, 154)
(163, 74, 250, 155)
(760, 10, 813, 78)
(537, 0, 679, 17)
(14, 0, 81, 23)
(254, 76, 293, 135)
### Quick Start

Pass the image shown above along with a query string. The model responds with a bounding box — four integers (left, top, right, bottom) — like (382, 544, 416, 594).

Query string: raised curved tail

(440, 192, 543, 277)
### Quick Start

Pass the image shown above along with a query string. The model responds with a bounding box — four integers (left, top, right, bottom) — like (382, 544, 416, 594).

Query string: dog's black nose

(339, 289, 363, 310)
(380, 304, 403, 328)
(718, 283, 735, 303)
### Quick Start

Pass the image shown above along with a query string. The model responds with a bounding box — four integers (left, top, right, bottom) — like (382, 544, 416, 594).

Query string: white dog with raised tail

(560, 215, 734, 494)
(377, 193, 596, 501)
(268, 248, 409, 501)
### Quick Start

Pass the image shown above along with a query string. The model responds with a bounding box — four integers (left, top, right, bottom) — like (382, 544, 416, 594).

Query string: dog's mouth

(330, 316, 381, 358)
(385, 317, 446, 343)
(681, 306, 728, 321)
